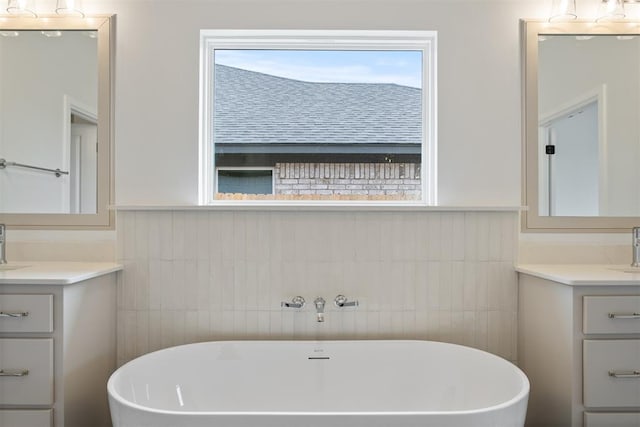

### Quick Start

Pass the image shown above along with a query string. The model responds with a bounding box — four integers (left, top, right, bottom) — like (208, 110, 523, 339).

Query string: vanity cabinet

(518, 268, 640, 427)
(0, 264, 120, 427)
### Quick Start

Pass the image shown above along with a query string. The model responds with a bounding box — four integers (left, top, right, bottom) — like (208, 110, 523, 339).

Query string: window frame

(216, 166, 275, 196)
(199, 30, 437, 206)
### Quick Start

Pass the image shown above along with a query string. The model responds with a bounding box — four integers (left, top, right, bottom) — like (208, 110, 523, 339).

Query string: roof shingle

(214, 64, 422, 146)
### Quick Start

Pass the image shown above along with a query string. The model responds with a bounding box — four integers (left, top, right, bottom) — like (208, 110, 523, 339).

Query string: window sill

(111, 202, 525, 212)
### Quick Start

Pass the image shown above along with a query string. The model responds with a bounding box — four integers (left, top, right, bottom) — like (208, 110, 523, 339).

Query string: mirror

(0, 15, 113, 229)
(522, 20, 640, 232)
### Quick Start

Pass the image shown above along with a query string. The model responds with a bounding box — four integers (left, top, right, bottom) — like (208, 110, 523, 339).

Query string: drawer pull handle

(607, 312, 640, 319)
(608, 370, 640, 378)
(0, 311, 29, 318)
(0, 369, 29, 377)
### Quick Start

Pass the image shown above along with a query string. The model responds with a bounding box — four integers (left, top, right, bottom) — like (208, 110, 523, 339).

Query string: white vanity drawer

(584, 339, 640, 408)
(584, 296, 640, 334)
(0, 294, 53, 333)
(0, 409, 52, 427)
(0, 338, 53, 405)
(584, 412, 640, 427)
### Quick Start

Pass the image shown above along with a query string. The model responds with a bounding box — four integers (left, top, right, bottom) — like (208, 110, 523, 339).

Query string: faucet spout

(313, 297, 326, 322)
(0, 224, 6, 265)
(632, 227, 640, 268)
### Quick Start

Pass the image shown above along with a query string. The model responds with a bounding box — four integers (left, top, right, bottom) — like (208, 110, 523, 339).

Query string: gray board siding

(214, 64, 422, 153)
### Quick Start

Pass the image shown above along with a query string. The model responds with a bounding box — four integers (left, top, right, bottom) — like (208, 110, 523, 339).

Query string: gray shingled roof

(214, 64, 422, 151)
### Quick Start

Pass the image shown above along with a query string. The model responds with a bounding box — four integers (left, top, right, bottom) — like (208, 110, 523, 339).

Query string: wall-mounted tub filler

(0, 224, 7, 264)
(313, 297, 326, 322)
(633, 227, 640, 268)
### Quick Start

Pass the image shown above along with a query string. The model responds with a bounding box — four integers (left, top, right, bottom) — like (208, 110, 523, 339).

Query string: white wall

(0, 31, 97, 213)
(97, 0, 545, 207)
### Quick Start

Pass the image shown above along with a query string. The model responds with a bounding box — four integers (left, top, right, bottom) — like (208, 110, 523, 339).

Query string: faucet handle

(334, 294, 359, 308)
(281, 296, 305, 309)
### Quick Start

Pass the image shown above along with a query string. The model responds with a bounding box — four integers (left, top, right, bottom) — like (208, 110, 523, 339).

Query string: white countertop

(516, 264, 640, 286)
(0, 262, 122, 285)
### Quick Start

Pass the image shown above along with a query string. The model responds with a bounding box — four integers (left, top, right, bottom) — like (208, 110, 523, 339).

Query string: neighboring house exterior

(213, 64, 422, 200)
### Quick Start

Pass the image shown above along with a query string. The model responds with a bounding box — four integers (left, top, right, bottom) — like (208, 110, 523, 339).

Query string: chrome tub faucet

(632, 227, 640, 268)
(314, 297, 326, 322)
(0, 224, 7, 265)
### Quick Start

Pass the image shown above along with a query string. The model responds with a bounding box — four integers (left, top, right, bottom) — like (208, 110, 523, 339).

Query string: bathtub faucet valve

(281, 296, 305, 309)
(314, 297, 326, 322)
(334, 295, 359, 308)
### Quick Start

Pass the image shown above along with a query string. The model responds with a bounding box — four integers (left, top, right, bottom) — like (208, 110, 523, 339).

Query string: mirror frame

(522, 19, 640, 233)
(0, 15, 114, 229)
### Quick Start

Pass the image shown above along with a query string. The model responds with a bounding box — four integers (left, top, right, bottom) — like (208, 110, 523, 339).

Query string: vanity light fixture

(4, 0, 85, 17)
(547, 0, 640, 22)
(41, 30, 62, 37)
(6, 0, 37, 17)
(549, 0, 577, 22)
(596, 0, 626, 22)
(55, 0, 84, 17)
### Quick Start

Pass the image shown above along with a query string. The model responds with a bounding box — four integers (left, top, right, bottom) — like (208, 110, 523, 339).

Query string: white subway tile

(451, 261, 465, 311)
(426, 261, 440, 310)
(464, 213, 478, 261)
(216, 260, 235, 310)
(440, 214, 453, 260)
(463, 263, 477, 311)
(135, 262, 150, 310)
(185, 311, 199, 344)
(197, 310, 211, 342)
(196, 260, 210, 311)
(475, 310, 489, 351)
(389, 261, 405, 311)
(136, 310, 149, 357)
(451, 212, 466, 261)
(488, 310, 513, 361)
(121, 260, 137, 310)
(438, 262, 453, 311)
(148, 310, 162, 352)
(195, 212, 210, 260)
(426, 213, 441, 261)
(414, 262, 429, 310)
(403, 262, 416, 311)
(475, 262, 489, 311)
(184, 259, 199, 310)
(475, 213, 491, 262)
(165, 260, 185, 310)
(172, 211, 186, 260)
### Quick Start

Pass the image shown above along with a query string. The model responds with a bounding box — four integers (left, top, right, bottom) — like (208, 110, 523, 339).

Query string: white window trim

(199, 30, 437, 206)
(215, 166, 275, 195)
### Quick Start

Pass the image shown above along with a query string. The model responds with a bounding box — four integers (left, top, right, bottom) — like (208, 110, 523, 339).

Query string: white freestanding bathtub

(108, 340, 529, 427)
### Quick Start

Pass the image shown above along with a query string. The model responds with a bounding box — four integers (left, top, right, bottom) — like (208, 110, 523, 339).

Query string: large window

(199, 31, 437, 204)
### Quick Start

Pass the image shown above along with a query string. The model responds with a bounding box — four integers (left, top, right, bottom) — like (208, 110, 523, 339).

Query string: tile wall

(116, 210, 518, 367)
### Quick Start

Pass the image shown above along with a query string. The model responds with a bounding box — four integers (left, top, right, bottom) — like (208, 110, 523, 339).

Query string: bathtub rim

(107, 339, 530, 417)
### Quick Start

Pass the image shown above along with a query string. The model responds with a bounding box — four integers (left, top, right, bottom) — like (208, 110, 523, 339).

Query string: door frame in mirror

(522, 19, 640, 233)
(0, 15, 114, 229)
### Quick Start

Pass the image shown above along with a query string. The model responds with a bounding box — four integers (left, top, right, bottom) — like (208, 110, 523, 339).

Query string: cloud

(214, 50, 422, 88)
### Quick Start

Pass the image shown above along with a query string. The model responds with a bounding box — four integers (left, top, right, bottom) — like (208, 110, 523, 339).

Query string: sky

(214, 50, 423, 89)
